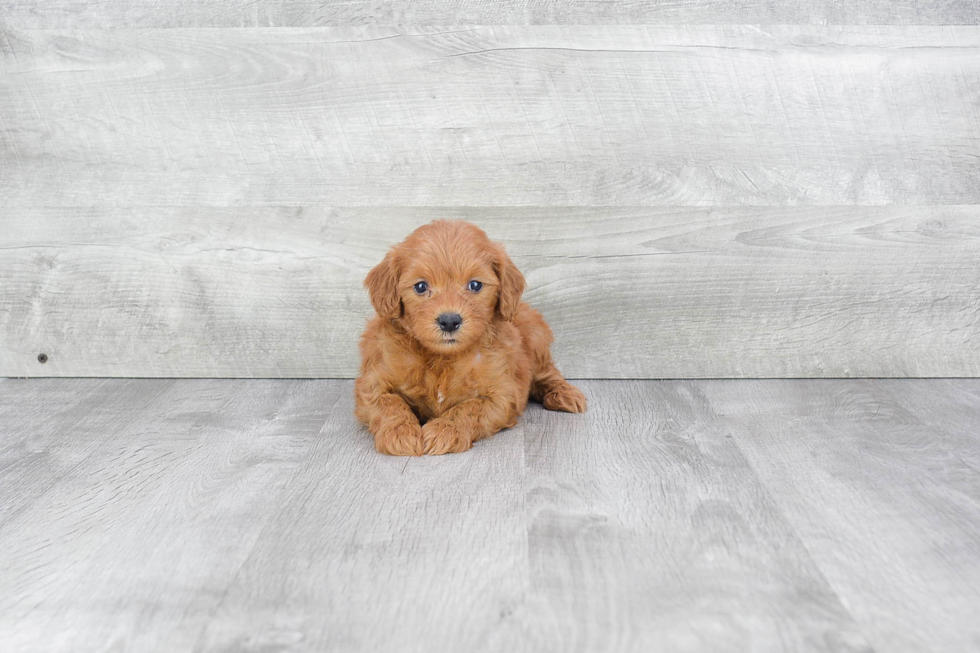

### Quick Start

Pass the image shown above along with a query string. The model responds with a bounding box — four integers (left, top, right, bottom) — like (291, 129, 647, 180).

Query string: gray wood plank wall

(2, 10, 979, 378)
(2, 207, 978, 378)
(3, 1, 979, 27)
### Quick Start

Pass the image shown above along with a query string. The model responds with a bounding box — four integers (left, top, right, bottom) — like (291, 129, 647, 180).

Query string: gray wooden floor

(1, 379, 978, 653)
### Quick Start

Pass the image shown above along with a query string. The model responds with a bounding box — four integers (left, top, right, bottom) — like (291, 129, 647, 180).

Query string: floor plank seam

(692, 381, 882, 653)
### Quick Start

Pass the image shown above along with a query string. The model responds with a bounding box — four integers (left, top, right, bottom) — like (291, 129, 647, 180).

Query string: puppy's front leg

(360, 392, 424, 457)
(422, 397, 513, 455)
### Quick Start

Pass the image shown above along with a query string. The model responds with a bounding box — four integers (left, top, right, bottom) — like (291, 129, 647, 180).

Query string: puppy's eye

(468, 280, 483, 293)
(413, 281, 428, 295)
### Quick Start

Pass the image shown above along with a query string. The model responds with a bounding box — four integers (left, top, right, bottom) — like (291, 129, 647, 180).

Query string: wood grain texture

(700, 379, 980, 653)
(2, 206, 978, 378)
(3, 0, 979, 27)
(521, 380, 872, 652)
(2, 26, 979, 206)
(0, 378, 341, 653)
(3, 378, 980, 651)
(0, 378, 172, 524)
(196, 384, 529, 653)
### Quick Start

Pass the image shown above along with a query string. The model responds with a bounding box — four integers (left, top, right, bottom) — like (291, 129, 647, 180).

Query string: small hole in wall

(37, 353, 48, 364)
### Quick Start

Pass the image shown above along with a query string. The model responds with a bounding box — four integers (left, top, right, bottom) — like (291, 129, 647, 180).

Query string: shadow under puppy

(356, 220, 586, 456)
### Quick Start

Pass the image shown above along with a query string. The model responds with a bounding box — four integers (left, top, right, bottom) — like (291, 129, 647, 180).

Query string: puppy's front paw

(375, 421, 424, 456)
(422, 418, 472, 455)
(543, 383, 587, 413)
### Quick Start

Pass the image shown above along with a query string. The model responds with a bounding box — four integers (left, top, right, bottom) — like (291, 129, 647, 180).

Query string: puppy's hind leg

(531, 363, 587, 413)
(514, 304, 587, 413)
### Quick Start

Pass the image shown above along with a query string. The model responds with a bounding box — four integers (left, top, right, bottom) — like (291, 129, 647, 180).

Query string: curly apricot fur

(355, 221, 586, 456)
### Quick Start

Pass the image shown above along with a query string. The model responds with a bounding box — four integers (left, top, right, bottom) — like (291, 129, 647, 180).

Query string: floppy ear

(492, 244, 526, 321)
(365, 251, 402, 320)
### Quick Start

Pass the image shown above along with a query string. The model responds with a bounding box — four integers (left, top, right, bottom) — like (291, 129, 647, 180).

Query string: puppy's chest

(396, 355, 486, 419)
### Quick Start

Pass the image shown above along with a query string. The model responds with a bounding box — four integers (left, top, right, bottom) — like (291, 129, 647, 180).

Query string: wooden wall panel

(3, 0, 979, 28)
(2, 26, 979, 206)
(2, 207, 977, 378)
(3, 20, 978, 378)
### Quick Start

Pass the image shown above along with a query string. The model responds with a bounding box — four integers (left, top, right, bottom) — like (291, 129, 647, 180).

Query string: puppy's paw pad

(543, 384, 587, 413)
(376, 422, 424, 456)
(422, 420, 472, 455)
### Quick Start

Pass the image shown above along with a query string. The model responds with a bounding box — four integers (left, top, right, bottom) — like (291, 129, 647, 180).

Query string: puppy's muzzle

(436, 312, 462, 333)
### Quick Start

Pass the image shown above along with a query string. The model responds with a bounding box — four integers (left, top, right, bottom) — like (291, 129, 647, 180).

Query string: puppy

(355, 220, 586, 456)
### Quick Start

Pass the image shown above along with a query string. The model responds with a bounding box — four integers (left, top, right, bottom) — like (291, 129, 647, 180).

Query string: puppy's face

(399, 250, 497, 353)
(365, 221, 525, 355)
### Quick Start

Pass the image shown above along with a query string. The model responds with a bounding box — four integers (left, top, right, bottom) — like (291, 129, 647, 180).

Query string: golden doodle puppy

(355, 220, 586, 456)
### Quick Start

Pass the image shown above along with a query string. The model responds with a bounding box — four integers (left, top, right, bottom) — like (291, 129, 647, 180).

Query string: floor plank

(196, 385, 529, 653)
(522, 380, 872, 652)
(0, 378, 175, 524)
(2, 379, 979, 652)
(0, 379, 340, 653)
(699, 379, 980, 653)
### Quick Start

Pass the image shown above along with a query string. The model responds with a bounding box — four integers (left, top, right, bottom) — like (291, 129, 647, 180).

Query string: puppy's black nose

(437, 312, 462, 333)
